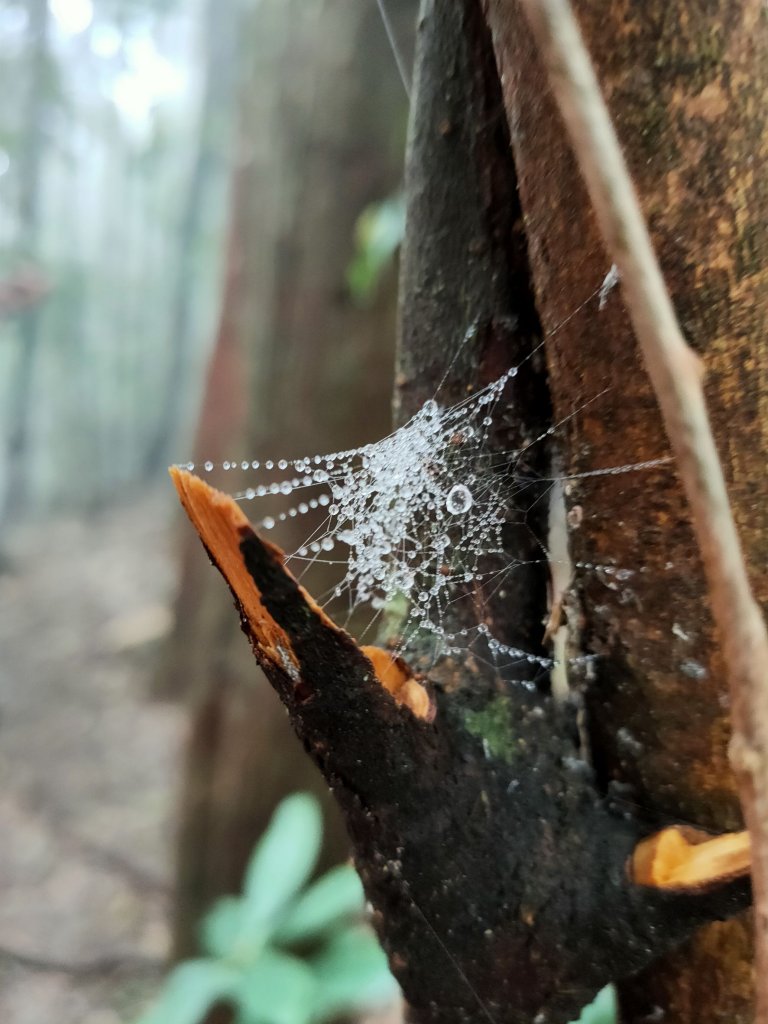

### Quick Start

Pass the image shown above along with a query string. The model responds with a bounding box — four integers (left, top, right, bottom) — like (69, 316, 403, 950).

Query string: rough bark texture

(483, 0, 768, 1019)
(162, 0, 412, 958)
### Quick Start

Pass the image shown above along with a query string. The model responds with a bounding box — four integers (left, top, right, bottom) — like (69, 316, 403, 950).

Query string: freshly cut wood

(170, 468, 431, 719)
(632, 827, 751, 891)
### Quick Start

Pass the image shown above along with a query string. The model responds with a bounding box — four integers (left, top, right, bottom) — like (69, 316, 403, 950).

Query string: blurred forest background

(0, 0, 414, 1020)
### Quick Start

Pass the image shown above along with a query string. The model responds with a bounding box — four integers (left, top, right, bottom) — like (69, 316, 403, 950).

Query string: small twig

(517, 0, 768, 1016)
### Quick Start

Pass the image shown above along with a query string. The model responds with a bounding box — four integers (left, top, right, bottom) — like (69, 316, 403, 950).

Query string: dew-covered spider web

(178, 267, 676, 685)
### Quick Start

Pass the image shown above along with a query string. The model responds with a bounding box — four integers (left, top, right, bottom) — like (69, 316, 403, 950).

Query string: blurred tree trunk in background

(143, 0, 240, 476)
(2, 0, 49, 520)
(160, 0, 415, 958)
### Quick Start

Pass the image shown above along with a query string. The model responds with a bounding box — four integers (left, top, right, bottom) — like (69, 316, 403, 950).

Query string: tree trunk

(143, 0, 239, 476)
(483, 1, 767, 1018)
(163, 0, 413, 958)
(3, 0, 49, 520)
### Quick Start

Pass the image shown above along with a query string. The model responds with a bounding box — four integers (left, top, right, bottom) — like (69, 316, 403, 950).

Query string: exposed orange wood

(632, 827, 752, 891)
(170, 468, 431, 719)
(360, 645, 433, 721)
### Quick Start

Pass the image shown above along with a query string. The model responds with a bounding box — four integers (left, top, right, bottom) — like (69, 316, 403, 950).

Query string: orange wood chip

(630, 824, 751, 891)
(360, 645, 433, 720)
(170, 468, 431, 719)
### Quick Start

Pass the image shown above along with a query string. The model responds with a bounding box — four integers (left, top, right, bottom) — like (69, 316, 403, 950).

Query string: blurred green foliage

(346, 193, 405, 304)
(136, 793, 397, 1024)
(571, 984, 617, 1024)
(137, 789, 616, 1024)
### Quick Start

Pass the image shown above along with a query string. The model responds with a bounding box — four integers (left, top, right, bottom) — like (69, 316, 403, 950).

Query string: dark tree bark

(172, 0, 758, 1019)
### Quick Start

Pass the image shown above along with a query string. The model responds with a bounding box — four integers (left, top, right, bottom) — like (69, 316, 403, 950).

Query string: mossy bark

(483, 0, 768, 1018)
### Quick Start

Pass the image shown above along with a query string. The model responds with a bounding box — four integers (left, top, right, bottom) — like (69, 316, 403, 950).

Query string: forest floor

(0, 489, 185, 1024)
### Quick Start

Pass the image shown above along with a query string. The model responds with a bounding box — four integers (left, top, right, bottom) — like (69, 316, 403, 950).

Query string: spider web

(180, 269, 673, 681)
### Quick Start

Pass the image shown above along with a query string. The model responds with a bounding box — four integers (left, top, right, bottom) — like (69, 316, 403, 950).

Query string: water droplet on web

(204, 461, 213, 472)
(446, 484, 473, 515)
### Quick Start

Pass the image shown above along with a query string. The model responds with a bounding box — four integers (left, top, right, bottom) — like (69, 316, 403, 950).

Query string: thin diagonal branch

(516, 0, 768, 1016)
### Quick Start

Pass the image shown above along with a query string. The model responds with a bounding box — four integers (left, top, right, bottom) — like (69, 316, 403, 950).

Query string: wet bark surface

(483, 0, 767, 1018)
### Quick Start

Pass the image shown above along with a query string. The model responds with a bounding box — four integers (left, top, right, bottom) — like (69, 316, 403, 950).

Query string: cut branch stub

(171, 467, 752, 1024)
(631, 827, 751, 893)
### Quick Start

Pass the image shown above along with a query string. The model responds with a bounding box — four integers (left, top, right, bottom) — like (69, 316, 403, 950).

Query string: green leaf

(346, 194, 405, 304)
(201, 895, 244, 959)
(134, 959, 240, 1024)
(236, 793, 323, 952)
(233, 948, 317, 1024)
(569, 985, 617, 1024)
(274, 864, 364, 946)
(311, 926, 398, 1019)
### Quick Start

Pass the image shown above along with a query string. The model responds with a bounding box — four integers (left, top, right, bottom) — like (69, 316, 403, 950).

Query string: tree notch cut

(170, 467, 431, 720)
